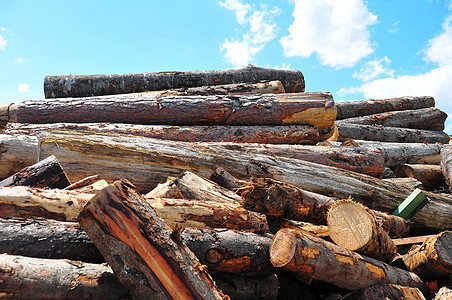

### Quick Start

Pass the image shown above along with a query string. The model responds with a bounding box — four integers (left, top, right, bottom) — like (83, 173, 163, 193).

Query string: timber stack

(0, 65, 451, 299)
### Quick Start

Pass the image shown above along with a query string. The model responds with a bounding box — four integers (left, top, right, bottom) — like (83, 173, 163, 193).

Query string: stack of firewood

(0, 66, 451, 299)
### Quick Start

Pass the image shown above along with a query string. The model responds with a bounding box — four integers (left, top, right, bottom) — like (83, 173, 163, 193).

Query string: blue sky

(1, 0, 451, 133)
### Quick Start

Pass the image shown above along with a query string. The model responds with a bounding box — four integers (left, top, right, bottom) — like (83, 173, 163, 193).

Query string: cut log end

(269, 228, 297, 268)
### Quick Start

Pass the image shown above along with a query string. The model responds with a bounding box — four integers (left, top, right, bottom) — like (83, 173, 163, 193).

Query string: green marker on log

(392, 188, 428, 220)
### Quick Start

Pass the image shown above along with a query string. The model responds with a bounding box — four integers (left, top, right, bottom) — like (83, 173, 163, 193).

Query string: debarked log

(0, 134, 39, 179)
(269, 228, 426, 292)
(6, 92, 336, 128)
(79, 179, 226, 300)
(44, 65, 305, 98)
(441, 147, 452, 189)
(393, 164, 445, 191)
(0, 253, 129, 300)
(336, 96, 435, 120)
(336, 123, 450, 144)
(336, 107, 447, 131)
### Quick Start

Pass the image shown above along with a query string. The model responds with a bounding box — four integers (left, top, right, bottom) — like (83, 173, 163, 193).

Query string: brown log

(79, 179, 226, 300)
(44, 65, 305, 98)
(181, 228, 275, 276)
(210, 167, 243, 192)
(336, 96, 435, 120)
(383, 177, 423, 190)
(435, 286, 452, 300)
(7, 92, 335, 128)
(393, 164, 445, 191)
(342, 284, 426, 300)
(212, 273, 278, 300)
(279, 219, 329, 238)
(167, 80, 286, 95)
(269, 228, 426, 292)
(327, 200, 397, 262)
(402, 231, 452, 279)
(0, 218, 103, 263)
(64, 174, 100, 190)
(337, 123, 450, 144)
(144, 197, 269, 234)
(0, 253, 129, 299)
(441, 147, 452, 189)
(0, 155, 70, 189)
(336, 107, 447, 131)
(392, 235, 436, 246)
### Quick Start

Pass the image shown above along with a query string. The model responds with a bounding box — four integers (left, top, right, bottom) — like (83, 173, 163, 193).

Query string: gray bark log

(441, 147, 452, 189)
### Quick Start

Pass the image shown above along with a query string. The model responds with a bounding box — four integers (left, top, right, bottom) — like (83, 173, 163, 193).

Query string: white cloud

(18, 83, 30, 93)
(274, 63, 292, 70)
(0, 34, 6, 50)
(353, 56, 394, 82)
(425, 15, 452, 66)
(220, 1, 280, 67)
(0, 27, 6, 32)
(16, 57, 24, 63)
(280, 0, 377, 68)
(389, 21, 400, 33)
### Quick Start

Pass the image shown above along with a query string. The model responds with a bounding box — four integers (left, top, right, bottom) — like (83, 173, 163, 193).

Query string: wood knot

(206, 249, 222, 264)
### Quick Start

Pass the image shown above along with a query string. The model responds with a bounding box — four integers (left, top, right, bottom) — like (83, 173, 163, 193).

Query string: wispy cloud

(15, 57, 24, 63)
(18, 83, 30, 93)
(0, 27, 7, 32)
(353, 56, 394, 82)
(280, 0, 377, 69)
(0, 34, 6, 50)
(389, 21, 400, 33)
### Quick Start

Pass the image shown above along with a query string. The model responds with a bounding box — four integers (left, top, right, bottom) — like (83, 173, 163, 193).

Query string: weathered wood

(441, 147, 452, 189)
(79, 179, 226, 300)
(212, 273, 278, 300)
(8, 92, 336, 128)
(435, 286, 452, 300)
(402, 231, 452, 279)
(64, 174, 100, 190)
(166, 80, 286, 95)
(327, 200, 397, 262)
(336, 96, 435, 120)
(270, 228, 426, 292)
(337, 123, 450, 144)
(181, 228, 274, 276)
(383, 177, 423, 190)
(210, 167, 243, 192)
(0, 218, 103, 263)
(0, 155, 70, 189)
(44, 65, 305, 98)
(0, 134, 38, 179)
(392, 235, 436, 246)
(280, 219, 329, 238)
(394, 164, 445, 190)
(336, 107, 447, 131)
(0, 253, 129, 299)
(146, 178, 184, 198)
(342, 284, 426, 300)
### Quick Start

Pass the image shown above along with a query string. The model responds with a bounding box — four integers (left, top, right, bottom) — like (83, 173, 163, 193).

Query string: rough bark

(144, 197, 269, 234)
(212, 273, 278, 300)
(327, 200, 397, 262)
(0, 155, 70, 189)
(336, 96, 435, 120)
(181, 228, 275, 276)
(382, 178, 423, 190)
(342, 284, 426, 300)
(210, 167, 243, 192)
(441, 147, 452, 189)
(269, 228, 426, 292)
(0, 253, 129, 299)
(44, 65, 305, 98)
(167, 80, 286, 95)
(0, 134, 38, 179)
(0, 218, 103, 263)
(336, 107, 447, 131)
(337, 123, 450, 144)
(79, 179, 226, 300)
(393, 164, 445, 191)
(8, 92, 336, 128)
(402, 231, 452, 279)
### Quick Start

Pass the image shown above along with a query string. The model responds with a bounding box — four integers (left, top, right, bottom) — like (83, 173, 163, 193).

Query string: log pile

(0, 66, 451, 299)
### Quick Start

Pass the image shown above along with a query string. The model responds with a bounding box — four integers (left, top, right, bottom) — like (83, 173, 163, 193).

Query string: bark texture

(79, 179, 226, 300)
(441, 147, 452, 189)
(0, 253, 129, 299)
(269, 228, 426, 292)
(0, 134, 38, 179)
(44, 65, 305, 98)
(210, 167, 242, 192)
(336, 96, 435, 120)
(212, 273, 278, 300)
(342, 284, 426, 300)
(393, 164, 445, 191)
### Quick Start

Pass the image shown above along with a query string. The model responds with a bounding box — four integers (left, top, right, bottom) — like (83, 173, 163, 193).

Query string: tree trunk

(402, 231, 452, 279)
(181, 228, 275, 276)
(0, 253, 129, 300)
(79, 179, 226, 300)
(336, 96, 435, 120)
(393, 164, 445, 191)
(8, 92, 336, 128)
(441, 147, 452, 189)
(144, 197, 269, 234)
(44, 65, 305, 98)
(0, 134, 39, 179)
(342, 284, 426, 300)
(210, 167, 242, 192)
(6, 122, 324, 145)
(269, 228, 426, 292)
(166, 80, 286, 95)
(327, 200, 397, 262)
(336, 123, 450, 144)
(0, 218, 103, 263)
(212, 273, 278, 300)
(336, 107, 447, 131)
(0, 155, 70, 189)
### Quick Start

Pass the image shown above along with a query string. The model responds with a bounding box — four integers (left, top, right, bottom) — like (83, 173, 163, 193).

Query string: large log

(270, 228, 426, 292)
(342, 284, 426, 300)
(336, 123, 450, 144)
(79, 179, 226, 300)
(6, 92, 336, 128)
(441, 147, 452, 189)
(0, 134, 38, 179)
(336, 96, 435, 119)
(402, 231, 452, 279)
(0, 253, 129, 299)
(0, 155, 70, 189)
(212, 273, 278, 300)
(393, 164, 445, 191)
(44, 65, 305, 98)
(164, 80, 286, 95)
(336, 107, 447, 131)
